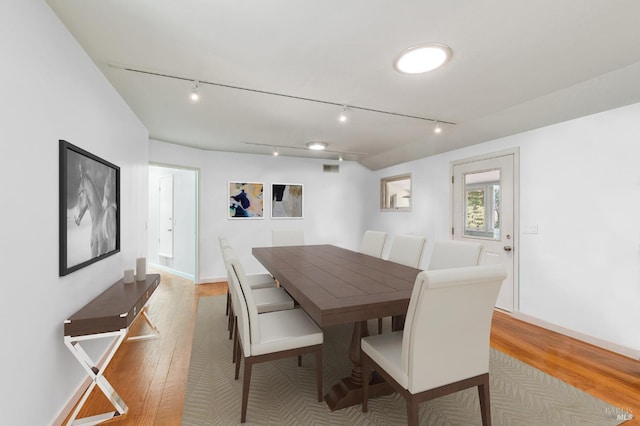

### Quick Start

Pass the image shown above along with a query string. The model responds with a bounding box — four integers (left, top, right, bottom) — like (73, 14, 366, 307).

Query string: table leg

(64, 331, 128, 425)
(324, 320, 393, 411)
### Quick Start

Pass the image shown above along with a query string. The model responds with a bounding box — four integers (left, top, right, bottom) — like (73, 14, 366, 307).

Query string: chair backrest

(401, 265, 507, 393)
(228, 256, 261, 350)
(427, 240, 483, 270)
(272, 229, 305, 246)
(227, 256, 253, 358)
(359, 230, 387, 258)
(218, 234, 231, 249)
(387, 235, 426, 268)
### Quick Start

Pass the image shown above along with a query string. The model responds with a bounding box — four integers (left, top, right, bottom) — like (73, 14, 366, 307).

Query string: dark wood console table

(63, 273, 161, 425)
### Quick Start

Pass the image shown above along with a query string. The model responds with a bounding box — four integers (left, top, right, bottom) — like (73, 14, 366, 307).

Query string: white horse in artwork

(74, 164, 117, 257)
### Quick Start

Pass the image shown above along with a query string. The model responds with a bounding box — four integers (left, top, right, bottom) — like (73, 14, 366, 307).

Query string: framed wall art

(271, 183, 303, 219)
(228, 181, 264, 219)
(59, 140, 120, 276)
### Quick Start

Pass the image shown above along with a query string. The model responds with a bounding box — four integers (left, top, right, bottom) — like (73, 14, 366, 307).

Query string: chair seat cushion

(361, 331, 408, 389)
(247, 273, 276, 289)
(252, 308, 323, 355)
(253, 287, 294, 313)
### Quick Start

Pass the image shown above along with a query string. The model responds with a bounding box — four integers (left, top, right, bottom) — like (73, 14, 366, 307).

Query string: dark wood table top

(64, 273, 161, 337)
(252, 245, 421, 327)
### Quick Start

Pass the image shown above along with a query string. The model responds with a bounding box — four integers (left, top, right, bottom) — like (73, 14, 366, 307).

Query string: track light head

(338, 106, 348, 123)
(190, 80, 199, 102)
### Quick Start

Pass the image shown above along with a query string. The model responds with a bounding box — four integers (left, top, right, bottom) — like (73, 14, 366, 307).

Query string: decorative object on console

(136, 257, 146, 281)
(124, 268, 134, 284)
(59, 140, 120, 276)
(228, 182, 264, 219)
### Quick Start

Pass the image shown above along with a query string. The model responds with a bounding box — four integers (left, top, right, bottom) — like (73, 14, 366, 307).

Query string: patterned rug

(183, 296, 629, 425)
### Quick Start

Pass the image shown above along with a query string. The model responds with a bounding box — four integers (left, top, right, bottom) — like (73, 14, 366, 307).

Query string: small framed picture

(272, 183, 303, 219)
(59, 140, 120, 276)
(228, 182, 264, 219)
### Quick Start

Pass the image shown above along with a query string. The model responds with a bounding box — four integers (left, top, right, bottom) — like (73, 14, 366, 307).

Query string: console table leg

(64, 331, 128, 425)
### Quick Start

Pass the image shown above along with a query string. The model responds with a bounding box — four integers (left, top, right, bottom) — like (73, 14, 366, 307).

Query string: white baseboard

(510, 311, 640, 360)
(148, 263, 195, 281)
(198, 276, 226, 284)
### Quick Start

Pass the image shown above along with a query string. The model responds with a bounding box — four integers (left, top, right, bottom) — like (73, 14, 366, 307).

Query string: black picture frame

(59, 140, 120, 276)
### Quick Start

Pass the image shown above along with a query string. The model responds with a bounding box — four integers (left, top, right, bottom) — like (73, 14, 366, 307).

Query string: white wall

(367, 102, 640, 354)
(148, 165, 197, 280)
(0, 2, 149, 424)
(149, 140, 370, 282)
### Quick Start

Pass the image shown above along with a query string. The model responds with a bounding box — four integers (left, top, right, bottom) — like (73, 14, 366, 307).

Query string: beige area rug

(183, 296, 630, 425)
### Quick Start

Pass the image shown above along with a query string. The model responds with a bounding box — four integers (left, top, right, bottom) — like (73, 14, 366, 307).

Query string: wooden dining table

(252, 244, 420, 410)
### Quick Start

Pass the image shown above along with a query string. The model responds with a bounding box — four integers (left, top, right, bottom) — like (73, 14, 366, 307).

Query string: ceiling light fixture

(190, 80, 200, 101)
(434, 120, 442, 134)
(338, 106, 348, 123)
(273, 147, 279, 156)
(338, 153, 343, 162)
(306, 141, 328, 151)
(393, 43, 452, 74)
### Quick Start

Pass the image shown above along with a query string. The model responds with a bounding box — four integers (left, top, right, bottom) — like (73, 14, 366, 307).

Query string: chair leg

(406, 396, 419, 426)
(228, 312, 235, 340)
(315, 347, 323, 402)
(478, 375, 492, 426)
(235, 339, 242, 380)
(225, 291, 230, 316)
(378, 317, 383, 334)
(241, 358, 252, 423)
(361, 354, 369, 412)
(298, 355, 302, 366)
(232, 321, 238, 363)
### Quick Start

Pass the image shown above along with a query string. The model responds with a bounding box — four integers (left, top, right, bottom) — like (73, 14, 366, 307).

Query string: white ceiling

(46, 0, 640, 170)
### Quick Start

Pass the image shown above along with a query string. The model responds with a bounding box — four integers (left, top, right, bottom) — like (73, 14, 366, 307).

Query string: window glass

(464, 170, 500, 239)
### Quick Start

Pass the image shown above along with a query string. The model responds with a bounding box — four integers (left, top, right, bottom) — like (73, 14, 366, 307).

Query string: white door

(452, 151, 518, 312)
(158, 175, 174, 258)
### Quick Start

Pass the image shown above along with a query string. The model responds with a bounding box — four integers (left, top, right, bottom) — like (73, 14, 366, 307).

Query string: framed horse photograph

(59, 140, 120, 276)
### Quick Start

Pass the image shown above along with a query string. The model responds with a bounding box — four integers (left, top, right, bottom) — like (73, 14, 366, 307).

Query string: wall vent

(323, 164, 340, 173)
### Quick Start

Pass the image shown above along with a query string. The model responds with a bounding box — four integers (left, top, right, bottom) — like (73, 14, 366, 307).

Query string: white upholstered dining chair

(428, 240, 483, 270)
(271, 229, 305, 246)
(387, 234, 426, 268)
(218, 235, 277, 317)
(223, 252, 294, 350)
(230, 259, 324, 423)
(378, 234, 426, 333)
(361, 265, 507, 426)
(359, 230, 387, 258)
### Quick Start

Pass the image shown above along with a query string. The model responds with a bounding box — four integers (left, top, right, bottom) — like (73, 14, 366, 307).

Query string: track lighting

(434, 120, 442, 134)
(190, 80, 199, 102)
(273, 147, 279, 156)
(338, 106, 348, 123)
(339, 153, 343, 162)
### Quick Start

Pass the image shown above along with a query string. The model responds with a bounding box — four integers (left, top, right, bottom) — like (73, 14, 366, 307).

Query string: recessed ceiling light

(306, 141, 328, 151)
(393, 43, 452, 74)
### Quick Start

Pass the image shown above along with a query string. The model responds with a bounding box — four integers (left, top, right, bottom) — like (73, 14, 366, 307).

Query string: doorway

(148, 164, 199, 283)
(451, 149, 519, 312)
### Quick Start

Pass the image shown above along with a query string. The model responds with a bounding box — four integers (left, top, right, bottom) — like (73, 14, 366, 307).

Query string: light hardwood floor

(63, 272, 640, 425)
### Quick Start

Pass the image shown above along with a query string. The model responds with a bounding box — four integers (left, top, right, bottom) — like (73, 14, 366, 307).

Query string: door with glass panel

(451, 151, 518, 312)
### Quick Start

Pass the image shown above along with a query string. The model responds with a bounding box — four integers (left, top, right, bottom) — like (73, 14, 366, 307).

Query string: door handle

(503, 245, 512, 252)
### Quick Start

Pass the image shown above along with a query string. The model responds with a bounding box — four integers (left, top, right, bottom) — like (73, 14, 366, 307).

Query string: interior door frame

(449, 148, 520, 312)
(149, 162, 200, 285)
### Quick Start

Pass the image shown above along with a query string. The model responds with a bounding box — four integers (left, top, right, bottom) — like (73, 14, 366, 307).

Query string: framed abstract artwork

(59, 140, 120, 276)
(228, 181, 264, 219)
(271, 183, 303, 219)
